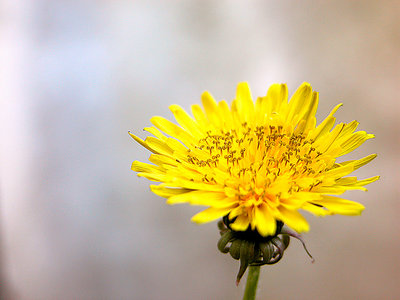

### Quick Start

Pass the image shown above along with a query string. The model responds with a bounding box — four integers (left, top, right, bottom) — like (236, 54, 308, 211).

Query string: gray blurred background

(1, 1, 399, 299)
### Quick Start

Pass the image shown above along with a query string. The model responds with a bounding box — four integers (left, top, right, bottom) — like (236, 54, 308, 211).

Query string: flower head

(131, 82, 378, 236)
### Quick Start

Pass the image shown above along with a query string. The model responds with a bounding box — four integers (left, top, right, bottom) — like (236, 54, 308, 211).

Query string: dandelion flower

(130, 82, 378, 236)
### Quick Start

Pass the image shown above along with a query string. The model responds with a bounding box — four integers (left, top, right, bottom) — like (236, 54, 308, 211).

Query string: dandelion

(130, 82, 378, 298)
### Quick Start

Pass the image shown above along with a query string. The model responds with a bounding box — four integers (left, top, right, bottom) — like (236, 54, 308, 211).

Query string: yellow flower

(130, 82, 379, 236)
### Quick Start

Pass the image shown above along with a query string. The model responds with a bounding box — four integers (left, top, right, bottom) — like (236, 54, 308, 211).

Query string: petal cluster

(131, 82, 378, 236)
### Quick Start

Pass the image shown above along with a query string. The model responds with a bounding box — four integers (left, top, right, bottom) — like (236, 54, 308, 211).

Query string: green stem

(242, 265, 260, 300)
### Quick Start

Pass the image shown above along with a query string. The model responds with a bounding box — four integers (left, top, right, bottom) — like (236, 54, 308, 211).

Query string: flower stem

(242, 265, 260, 300)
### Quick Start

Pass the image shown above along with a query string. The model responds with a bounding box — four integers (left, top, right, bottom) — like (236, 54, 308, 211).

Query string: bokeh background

(1, 1, 399, 299)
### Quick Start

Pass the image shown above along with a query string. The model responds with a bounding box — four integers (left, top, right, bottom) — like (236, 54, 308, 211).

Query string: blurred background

(1, 1, 399, 299)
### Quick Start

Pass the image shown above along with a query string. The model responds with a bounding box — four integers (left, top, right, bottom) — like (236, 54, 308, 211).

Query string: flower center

(187, 122, 326, 203)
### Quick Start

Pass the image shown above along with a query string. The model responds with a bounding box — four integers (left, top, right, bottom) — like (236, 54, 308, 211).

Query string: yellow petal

(313, 196, 365, 215)
(255, 96, 268, 124)
(169, 104, 204, 138)
(301, 202, 331, 216)
(163, 179, 225, 192)
(201, 91, 221, 127)
(131, 161, 164, 173)
(167, 191, 226, 205)
(150, 185, 191, 198)
(335, 177, 357, 185)
(351, 175, 380, 186)
(191, 205, 235, 224)
(286, 82, 312, 124)
(217, 100, 234, 129)
(338, 120, 359, 137)
(278, 206, 310, 233)
(265, 83, 288, 115)
(338, 154, 377, 170)
(339, 131, 374, 156)
(228, 205, 244, 220)
(332, 175, 379, 191)
(144, 126, 168, 140)
(230, 214, 250, 231)
(145, 136, 173, 156)
(137, 172, 167, 182)
(324, 163, 354, 179)
(316, 123, 345, 153)
(129, 132, 158, 154)
(191, 104, 209, 127)
(309, 103, 342, 141)
(151, 116, 195, 145)
(301, 91, 319, 133)
(314, 186, 347, 194)
(165, 137, 188, 154)
(230, 99, 242, 128)
(148, 154, 178, 167)
(235, 82, 255, 123)
(254, 204, 277, 237)
(281, 192, 322, 208)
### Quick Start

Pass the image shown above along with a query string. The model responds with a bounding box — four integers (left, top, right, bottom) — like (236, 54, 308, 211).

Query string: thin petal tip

(201, 90, 213, 100)
(165, 199, 175, 205)
(131, 161, 140, 171)
(190, 215, 202, 224)
(237, 81, 250, 88)
(168, 104, 181, 112)
(299, 82, 312, 90)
